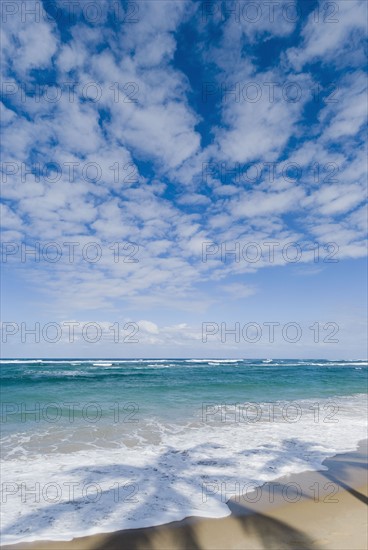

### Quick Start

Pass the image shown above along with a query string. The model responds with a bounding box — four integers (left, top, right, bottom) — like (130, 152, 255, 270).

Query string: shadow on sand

(2, 440, 367, 550)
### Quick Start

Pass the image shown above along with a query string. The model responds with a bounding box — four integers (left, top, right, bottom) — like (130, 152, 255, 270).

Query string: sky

(0, 0, 367, 358)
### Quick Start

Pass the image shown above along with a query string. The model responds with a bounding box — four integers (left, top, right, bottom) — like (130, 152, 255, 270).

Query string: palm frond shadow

(3, 439, 367, 549)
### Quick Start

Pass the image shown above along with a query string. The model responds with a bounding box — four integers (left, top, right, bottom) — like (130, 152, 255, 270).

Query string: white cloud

(0, 203, 24, 231)
(213, 70, 313, 164)
(286, 0, 367, 69)
(231, 188, 304, 219)
(177, 193, 211, 206)
(302, 183, 365, 216)
(138, 320, 159, 334)
(0, 102, 16, 125)
(318, 71, 367, 142)
(1, 1, 58, 76)
(221, 283, 257, 299)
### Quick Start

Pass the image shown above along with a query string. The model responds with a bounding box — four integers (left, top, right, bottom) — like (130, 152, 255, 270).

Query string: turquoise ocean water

(1, 358, 367, 544)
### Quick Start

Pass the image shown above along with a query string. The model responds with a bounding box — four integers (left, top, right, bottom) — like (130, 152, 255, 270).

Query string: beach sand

(2, 439, 367, 550)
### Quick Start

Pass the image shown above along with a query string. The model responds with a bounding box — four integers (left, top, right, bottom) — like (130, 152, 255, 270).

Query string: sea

(0, 358, 367, 545)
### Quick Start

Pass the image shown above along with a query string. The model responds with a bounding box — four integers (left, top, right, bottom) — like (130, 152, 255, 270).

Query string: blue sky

(1, 0, 367, 358)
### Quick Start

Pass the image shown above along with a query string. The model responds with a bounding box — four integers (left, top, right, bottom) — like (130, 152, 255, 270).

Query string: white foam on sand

(1, 393, 367, 545)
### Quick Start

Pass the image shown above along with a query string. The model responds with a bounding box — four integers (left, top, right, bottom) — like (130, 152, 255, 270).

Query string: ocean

(1, 358, 367, 545)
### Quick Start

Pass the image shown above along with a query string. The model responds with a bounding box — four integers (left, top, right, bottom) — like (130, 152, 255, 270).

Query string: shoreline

(1, 439, 367, 550)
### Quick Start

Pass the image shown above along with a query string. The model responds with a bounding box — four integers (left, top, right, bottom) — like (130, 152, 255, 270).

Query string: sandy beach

(2, 439, 367, 550)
